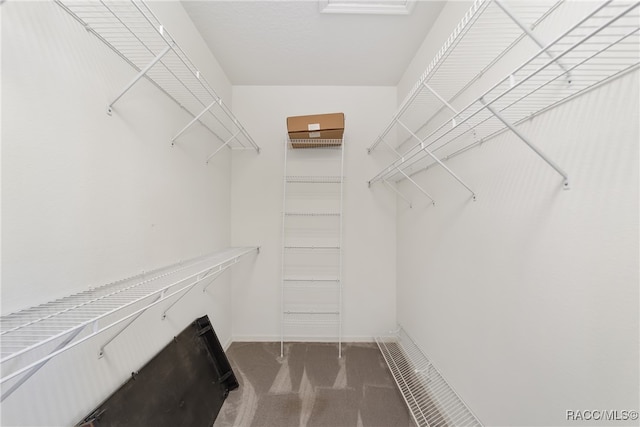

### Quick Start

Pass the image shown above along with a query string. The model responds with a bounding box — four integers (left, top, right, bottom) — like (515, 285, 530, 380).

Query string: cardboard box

(287, 113, 344, 142)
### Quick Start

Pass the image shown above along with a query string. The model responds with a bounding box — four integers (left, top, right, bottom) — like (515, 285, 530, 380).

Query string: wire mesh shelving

(368, 0, 640, 204)
(0, 246, 258, 401)
(376, 326, 483, 427)
(54, 0, 260, 161)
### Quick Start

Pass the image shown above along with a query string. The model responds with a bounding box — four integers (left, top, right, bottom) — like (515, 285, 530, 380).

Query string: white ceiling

(180, 0, 446, 86)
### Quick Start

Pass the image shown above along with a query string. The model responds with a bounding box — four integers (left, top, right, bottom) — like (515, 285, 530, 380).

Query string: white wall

(1, 1, 239, 425)
(4, 1, 637, 426)
(392, 2, 639, 426)
(230, 86, 398, 342)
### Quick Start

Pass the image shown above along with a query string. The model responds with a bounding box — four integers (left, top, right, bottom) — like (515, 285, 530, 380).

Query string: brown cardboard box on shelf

(287, 113, 344, 148)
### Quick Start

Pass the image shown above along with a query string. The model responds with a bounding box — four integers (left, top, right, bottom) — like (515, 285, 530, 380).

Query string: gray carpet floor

(214, 342, 414, 427)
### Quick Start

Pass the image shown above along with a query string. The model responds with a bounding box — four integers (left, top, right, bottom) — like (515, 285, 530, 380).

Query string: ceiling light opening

(319, 0, 417, 15)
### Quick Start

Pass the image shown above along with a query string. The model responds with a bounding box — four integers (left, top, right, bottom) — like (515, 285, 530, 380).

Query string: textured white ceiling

(180, 0, 445, 86)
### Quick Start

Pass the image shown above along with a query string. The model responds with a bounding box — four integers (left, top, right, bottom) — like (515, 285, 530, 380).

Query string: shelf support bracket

(397, 119, 476, 199)
(382, 179, 413, 208)
(423, 82, 459, 117)
(98, 290, 165, 358)
(171, 98, 221, 144)
(422, 82, 477, 139)
(0, 325, 86, 402)
(163, 257, 242, 319)
(382, 138, 403, 159)
(206, 130, 241, 163)
(394, 167, 436, 206)
(480, 97, 569, 189)
(161, 269, 219, 319)
(494, 0, 571, 82)
(161, 263, 228, 320)
(107, 43, 173, 115)
(202, 258, 240, 292)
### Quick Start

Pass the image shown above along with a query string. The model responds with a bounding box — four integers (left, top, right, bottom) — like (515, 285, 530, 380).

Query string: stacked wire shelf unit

(281, 139, 345, 358)
(376, 327, 483, 427)
(368, 0, 640, 205)
(54, 0, 260, 162)
(0, 247, 259, 402)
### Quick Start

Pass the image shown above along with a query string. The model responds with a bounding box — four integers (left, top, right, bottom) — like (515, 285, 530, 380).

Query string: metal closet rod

(397, 119, 476, 198)
(1, 259, 224, 365)
(370, 0, 633, 187)
(55, 0, 259, 153)
(391, 1, 565, 153)
(368, 0, 488, 153)
(0, 248, 258, 390)
(369, 0, 571, 155)
(120, 2, 220, 109)
(0, 253, 223, 337)
(494, 0, 571, 80)
(0, 274, 205, 389)
(385, 40, 640, 184)
(394, 0, 621, 166)
(102, 259, 236, 356)
(127, 0, 259, 152)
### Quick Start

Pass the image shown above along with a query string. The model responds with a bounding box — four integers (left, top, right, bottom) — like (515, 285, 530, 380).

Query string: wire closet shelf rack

(376, 326, 483, 427)
(280, 138, 345, 358)
(0, 246, 258, 402)
(54, 0, 260, 161)
(367, 0, 640, 204)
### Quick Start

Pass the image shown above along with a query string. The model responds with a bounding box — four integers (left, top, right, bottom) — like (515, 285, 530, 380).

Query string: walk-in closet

(2, 1, 638, 426)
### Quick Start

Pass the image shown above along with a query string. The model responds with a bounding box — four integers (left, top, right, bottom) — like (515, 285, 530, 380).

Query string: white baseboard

(222, 337, 233, 351)
(230, 335, 375, 343)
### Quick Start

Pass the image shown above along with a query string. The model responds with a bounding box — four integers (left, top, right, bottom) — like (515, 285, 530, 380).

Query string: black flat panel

(78, 316, 236, 427)
(194, 316, 239, 394)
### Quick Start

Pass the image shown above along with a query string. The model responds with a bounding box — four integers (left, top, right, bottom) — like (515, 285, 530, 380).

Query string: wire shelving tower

(280, 138, 345, 358)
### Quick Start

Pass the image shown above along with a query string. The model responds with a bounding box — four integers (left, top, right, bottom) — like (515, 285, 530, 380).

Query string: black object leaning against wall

(77, 315, 238, 427)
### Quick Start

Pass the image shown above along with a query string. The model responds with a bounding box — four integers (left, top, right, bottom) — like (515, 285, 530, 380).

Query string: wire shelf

(54, 0, 260, 158)
(288, 139, 344, 149)
(284, 212, 342, 217)
(282, 310, 341, 326)
(0, 247, 258, 393)
(284, 311, 340, 316)
(368, 0, 640, 198)
(283, 281, 340, 290)
(376, 326, 483, 427)
(286, 176, 343, 184)
(284, 246, 341, 250)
